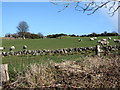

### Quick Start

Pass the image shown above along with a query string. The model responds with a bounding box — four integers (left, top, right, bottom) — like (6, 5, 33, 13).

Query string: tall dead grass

(3, 55, 120, 89)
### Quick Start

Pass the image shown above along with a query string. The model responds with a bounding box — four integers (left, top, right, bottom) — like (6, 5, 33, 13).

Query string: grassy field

(2, 36, 118, 51)
(3, 53, 87, 80)
(2, 36, 119, 80)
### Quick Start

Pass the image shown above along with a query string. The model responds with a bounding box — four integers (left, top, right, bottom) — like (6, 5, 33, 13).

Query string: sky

(1, 2, 118, 37)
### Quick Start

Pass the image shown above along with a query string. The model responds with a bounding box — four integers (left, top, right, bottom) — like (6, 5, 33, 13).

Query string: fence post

(95, 45, 101, 56)
(0, 64, 9, 82)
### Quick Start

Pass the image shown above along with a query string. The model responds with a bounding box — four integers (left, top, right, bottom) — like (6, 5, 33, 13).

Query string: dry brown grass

(3, 55, 120, 89)
(24, 62, 56, 87)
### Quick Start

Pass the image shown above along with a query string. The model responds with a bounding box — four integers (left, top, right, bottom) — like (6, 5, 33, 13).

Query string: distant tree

(30, 34, 40, 39)
(69, 34, 76, 37)
(5, 33, 12, 37)
(38, 32, 44, 38)
(47, 34, 64, 38)
(17, 21, 29, 39)
(100, 31, 106, 36)
(25, 32, 31, 39)
(91, 32, 97, 37)
(111, 31, 118, 36)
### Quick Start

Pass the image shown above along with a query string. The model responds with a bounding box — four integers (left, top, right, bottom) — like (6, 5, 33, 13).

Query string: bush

(30, 34, 40, 39)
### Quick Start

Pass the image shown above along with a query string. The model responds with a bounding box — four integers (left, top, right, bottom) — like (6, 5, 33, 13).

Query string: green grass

(2, 36, 119, 80)
(2, 36, 118, 51)
(3, 53, 86, 70)
(3, 53, 87, 81)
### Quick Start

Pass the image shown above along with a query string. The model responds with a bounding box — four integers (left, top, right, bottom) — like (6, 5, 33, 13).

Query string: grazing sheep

(97, 40, 101, 43)
(93, 37, 97, 40)
(78, 39, 82, 42)
(0, 47, 4, 50)
(9, 46, 15, 51)
(102, 39, 107, 41)
(90, 38, 94, 41)
(23, 45, 27, 49)
(108, 37, 111, 40)
(114, 39, 120, 43)
(2, 52, 8, 56)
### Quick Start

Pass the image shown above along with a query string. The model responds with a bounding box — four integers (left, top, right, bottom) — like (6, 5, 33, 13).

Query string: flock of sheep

(78, 37, 120, 46)
(0, 37, 120, 57)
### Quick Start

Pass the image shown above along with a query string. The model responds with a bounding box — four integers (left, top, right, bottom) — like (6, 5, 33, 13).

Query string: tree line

(80, 32, 119, 37)
(47, 31, 119, 38)
(4, 21, 119, 39)
(5, 31, 119, 39)
(5, 32, 44, 39)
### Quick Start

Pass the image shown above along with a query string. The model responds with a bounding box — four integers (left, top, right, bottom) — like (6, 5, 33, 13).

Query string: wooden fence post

(0, 64, 9, 82)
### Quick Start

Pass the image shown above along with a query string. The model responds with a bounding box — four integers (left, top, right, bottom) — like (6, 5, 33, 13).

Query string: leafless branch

(109, 5, 120, 16)
(87, 1, 110, 15)
(51, 0, 120, 16)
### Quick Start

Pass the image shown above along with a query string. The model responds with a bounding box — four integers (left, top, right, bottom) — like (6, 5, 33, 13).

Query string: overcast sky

(2, 2, 118, 36)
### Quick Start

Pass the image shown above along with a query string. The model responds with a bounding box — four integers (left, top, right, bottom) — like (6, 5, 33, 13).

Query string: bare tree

(51, 0, 119, 16)
(17, 21, 29, 39)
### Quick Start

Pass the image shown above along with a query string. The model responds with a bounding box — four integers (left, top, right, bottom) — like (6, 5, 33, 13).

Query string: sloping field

(2, 36, 118, 51)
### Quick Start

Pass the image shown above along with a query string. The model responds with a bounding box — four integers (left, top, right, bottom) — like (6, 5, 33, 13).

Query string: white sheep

(0, 47, 4, 50)
(90, 38, 94, 41)
(102, 39, 107, 41)
(97, 40, 101, 43)
(9, 46, 15, 51)
(23, 45, 27, 49)
(78, 39, 82, 42)
(93, 37, 97, 40)
(114, 39, 120, 43)
(108, 37, 111, 40)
